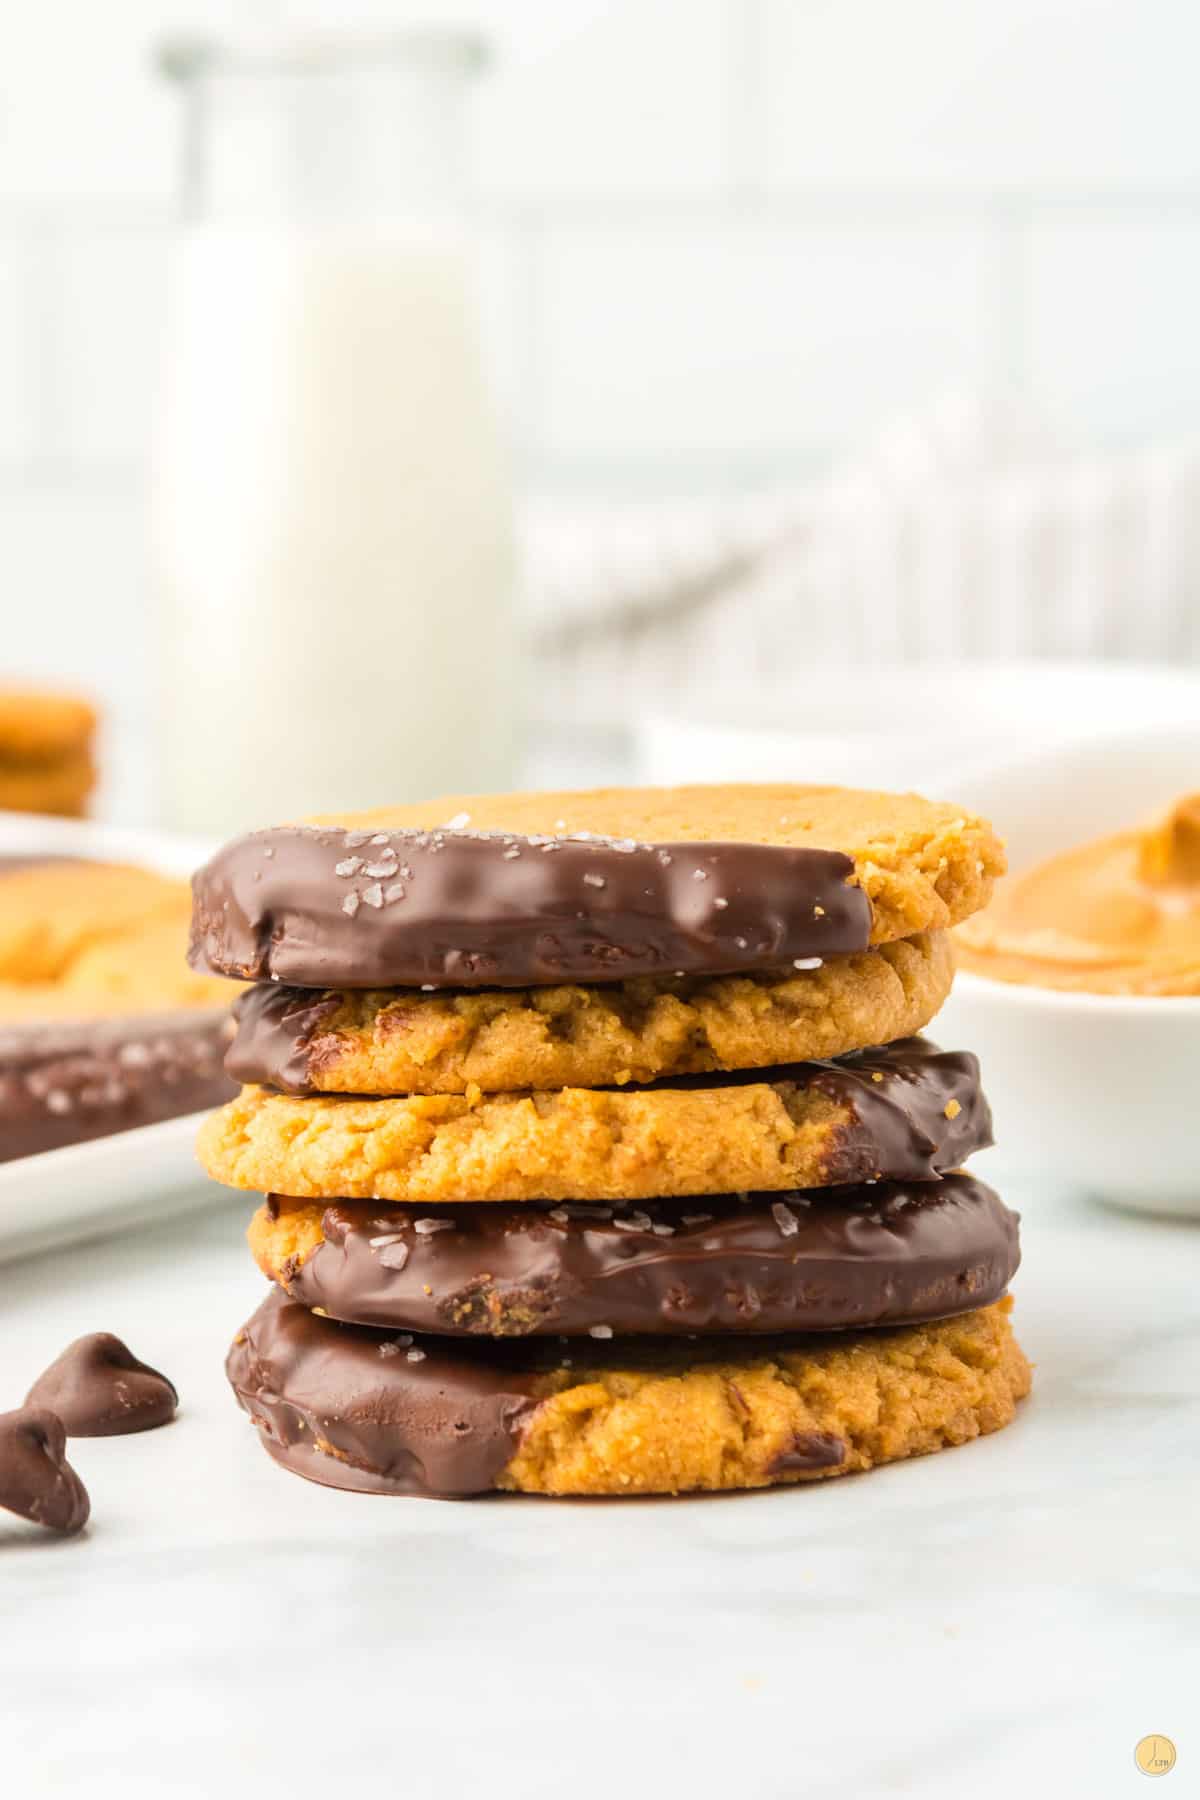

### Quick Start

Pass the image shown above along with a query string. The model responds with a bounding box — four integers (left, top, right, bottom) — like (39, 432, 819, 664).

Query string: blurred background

(2, 1, 1199, 831)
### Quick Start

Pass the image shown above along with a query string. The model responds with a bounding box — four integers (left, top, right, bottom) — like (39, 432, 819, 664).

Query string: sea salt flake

(793, 957, 823, 971)
(713, 897, 728, 909)
(771, 1201, 800, 1238)
(334, 857, 362, 877)
(548, 1208, 570, 1224)
(442, 811, 471, 829)
(378, 1243, 411, 1270)
(651, 1222, 675, 1236)
(406, 1348, 427, 1363)
(342, 892, 361, 917)
(362, 883, 384, 909)
(502, 847, 521, 859)
(413, 1217, 454, 1235)
(582, 872, 606, 888)
(589, 1325, 614, 1339)
(681, 1213, 714, 1226)
(364, 856, 398, 878)
(368, 1233, 406, 1249)
(692, 867, 708, 881)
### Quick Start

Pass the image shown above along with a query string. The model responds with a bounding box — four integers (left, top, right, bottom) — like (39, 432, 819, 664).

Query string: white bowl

(638, 662, 1200, 791)
(936, 728, 1200, 1217)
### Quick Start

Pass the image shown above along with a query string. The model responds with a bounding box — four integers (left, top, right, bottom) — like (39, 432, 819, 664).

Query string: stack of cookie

(192, 785, 1031, 1500)
(0, 688, 96, 817)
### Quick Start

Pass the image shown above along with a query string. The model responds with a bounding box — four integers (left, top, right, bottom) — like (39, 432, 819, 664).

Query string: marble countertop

(1, 1174, 1195, 1800)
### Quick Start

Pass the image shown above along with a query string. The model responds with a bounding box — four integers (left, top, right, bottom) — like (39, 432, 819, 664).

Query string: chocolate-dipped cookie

(227, 1289, 1030, 1498)
(226, 933, 955, 1097)
(189, 784, 1004, 990)
(0, 1010, 236, 1164)
(199, 1038, 991, 1204)
(251, 1173, 1018, 1338)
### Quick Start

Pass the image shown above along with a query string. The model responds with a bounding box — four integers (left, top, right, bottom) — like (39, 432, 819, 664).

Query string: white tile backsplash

(52, 224, 169, 464)
(536, 217, 994, 464)
(0, 232, 39, 463)
(0, 1, 249, 204)
(759, 0, 1200, 194)
(2, 3, 1200, 494)
(471, 0, 735, 199)
(1024, 209, 1200, 445)
(0, 0, 1197, 622)
(0, 487, 148, 708)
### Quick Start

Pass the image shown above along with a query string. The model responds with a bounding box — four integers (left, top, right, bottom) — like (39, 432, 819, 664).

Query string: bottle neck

(179, 63, 472, 229)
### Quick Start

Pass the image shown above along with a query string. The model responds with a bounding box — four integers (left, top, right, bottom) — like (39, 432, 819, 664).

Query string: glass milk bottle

(151, 33, 515, 835)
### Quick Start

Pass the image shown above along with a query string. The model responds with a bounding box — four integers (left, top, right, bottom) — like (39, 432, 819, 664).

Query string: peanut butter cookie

(197, 1039, 990, 1204)
(190, 783, 1004, 989)
(228, 932, 953, 1096)
(227, 1291, 1031, 1497)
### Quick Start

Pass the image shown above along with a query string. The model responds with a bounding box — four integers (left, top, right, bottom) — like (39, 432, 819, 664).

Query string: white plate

(0, 807, 215, 877)
(0, 1110, 220, 1265)
(1, 809, 225, 1261)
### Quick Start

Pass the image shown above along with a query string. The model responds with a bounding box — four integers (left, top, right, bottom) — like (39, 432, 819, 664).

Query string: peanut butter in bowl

(955, 793, 1200, 997)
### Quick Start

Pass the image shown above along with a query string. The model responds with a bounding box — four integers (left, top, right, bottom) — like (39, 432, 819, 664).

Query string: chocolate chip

(0, 1407, 90, 1534)
(770, 1430, 847, 1474)
(25, 1333, 178, 1437)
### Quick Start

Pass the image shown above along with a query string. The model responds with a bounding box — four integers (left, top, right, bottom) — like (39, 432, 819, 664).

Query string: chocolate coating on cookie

(189, 825, 871, 989)
(227, 1290, 1030, 1499)
(795, 1037, 992, 1182)
(0, 1009, 235, 1164)
(26, 1334, 177, 1436)
(0, 1407, 90, 1534)
(267, 1172, 1018, 1337)
(227, 1291, 542, 1498)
